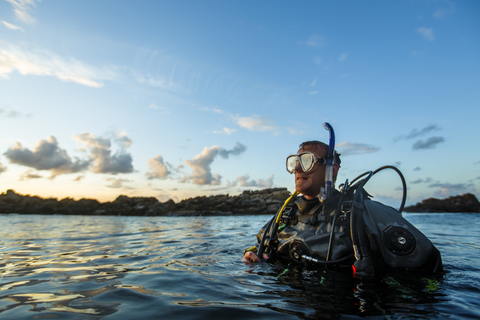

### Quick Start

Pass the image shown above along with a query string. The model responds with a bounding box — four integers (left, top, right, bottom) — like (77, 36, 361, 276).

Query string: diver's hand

(242, 251, 269, 263)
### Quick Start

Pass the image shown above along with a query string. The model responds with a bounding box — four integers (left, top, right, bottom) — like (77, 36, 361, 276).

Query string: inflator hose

(257, 191, 299, 258)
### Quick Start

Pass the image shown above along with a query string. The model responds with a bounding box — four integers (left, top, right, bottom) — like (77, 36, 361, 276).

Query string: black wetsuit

(255, 189, 443, 274)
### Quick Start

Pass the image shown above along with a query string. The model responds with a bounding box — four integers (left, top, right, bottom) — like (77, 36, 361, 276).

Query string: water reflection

(0, 213, 477, 319)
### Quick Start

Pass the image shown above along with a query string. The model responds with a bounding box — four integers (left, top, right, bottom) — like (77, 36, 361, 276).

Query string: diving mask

(286, 152, 326, 174)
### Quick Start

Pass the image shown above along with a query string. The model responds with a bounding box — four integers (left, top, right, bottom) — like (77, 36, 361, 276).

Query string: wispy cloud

(230, 174, 274, 188)
(305, 34, 327, 48)
(213, 127, 237, 135)
(105, 177, 131, 188)
(181, 142, 246, 185)
(0, 108, 31, 118)
(148, 103, 171, 114)
(134, 72, 184, 93)
(410, 177, 432, 184)
(412, 136, 445, 150)
(433, 2, 456, 19)
(2, 21, 25, 32)
(395, 124, 441, 141)
(429, 181, 469, 198)
(6, 0, 40, 24)
(233, 114, 277, 132)
(0, 161, 6, 175)
(73, 175, 85, 182)
(417, 27, 435, 41)
(0, 45, 117, 88)
(313, 56, 322, 65)
(339, 53, 348, 61)
(336, 142, 380, 156)
(201, 108, 279, 134)
(19, 169, 42, 181)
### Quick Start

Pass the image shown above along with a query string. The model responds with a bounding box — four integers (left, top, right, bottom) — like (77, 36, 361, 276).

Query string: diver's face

(294, 146, 326, 199)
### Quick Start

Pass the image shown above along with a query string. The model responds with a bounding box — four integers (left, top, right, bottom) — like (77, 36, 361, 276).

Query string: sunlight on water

(0, 213, 479, 319)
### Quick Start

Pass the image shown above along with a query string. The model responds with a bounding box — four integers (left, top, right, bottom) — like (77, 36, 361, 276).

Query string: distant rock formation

(403, 193, 480, 213)
(0, 188, 292, 216)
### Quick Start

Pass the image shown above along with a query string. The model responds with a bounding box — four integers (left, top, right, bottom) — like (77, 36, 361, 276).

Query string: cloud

(336, 142, 380, 156)
(105, 177, 131, 188)
(310, 78, 317, 87)
(309, 90, 318, 95)
(73, 132, 134, 174)
(134, 72, 183, 93)
(395, 124, 441, 141)
(0, 162, 6, 175)
(148, 103, 171, 114)
(6, 0, 39, 24)
(429, 181, 468, 198)
(19, 169, 42, 180)
(0, 108, 31, 118)
(199, 107, 226, 114)
(182, 142, 246, 185)
(433, 2, 456, 19)
(410, 177, 432, 184)
(213, 127, 237, 135)
(146, 155, 170, 180)
(313, 56, 322, 65)
(114, 130, 132, 149)
(417, 27, 435, 41)
(201, 108, 280, 134)
(412, 136, 445, 150)
(0, 45, 116, 88)
(305, 34, 327, 48)
(233, 115, 277, 132)
(339, 53, 348, 61)
(2, 21, 25, 32)
(4, 136, 91, 178)
(233, 174, 274, 188)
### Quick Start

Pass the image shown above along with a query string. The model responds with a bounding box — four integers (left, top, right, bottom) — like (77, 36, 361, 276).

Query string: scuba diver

(243, 123, 443, 276)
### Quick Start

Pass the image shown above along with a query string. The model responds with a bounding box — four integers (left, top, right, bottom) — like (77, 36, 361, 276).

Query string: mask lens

(300, 153, 314, 172)
(286, 155, 297, 173)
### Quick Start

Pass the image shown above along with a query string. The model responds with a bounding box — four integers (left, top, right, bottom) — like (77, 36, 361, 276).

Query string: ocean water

(0, 212, 479, 319)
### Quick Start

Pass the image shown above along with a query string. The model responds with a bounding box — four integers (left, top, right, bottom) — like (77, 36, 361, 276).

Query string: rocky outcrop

(0, 188, 292, 216)
(403, 193, 480, 213)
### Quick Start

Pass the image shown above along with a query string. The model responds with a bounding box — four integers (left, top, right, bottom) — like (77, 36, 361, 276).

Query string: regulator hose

(348, 165, 408, 275)
(325, 179, 348, 262)
(257, 190, 299, 258)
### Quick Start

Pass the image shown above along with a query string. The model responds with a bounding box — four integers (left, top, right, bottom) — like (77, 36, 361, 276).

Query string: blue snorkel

(318, 122, 335, 204)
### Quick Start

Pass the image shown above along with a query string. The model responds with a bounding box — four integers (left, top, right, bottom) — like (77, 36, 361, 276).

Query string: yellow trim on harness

(243, 246, 257, 255)
(275, 190, 299, 224)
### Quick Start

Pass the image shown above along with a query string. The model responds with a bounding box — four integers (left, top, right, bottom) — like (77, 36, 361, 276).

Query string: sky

(0, 0, 479, 207)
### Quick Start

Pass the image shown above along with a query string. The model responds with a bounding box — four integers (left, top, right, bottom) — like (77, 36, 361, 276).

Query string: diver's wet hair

(299, 140, 341, 166)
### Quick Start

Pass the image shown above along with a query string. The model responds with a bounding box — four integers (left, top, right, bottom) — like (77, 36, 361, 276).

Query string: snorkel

(318, 122, 335, 204)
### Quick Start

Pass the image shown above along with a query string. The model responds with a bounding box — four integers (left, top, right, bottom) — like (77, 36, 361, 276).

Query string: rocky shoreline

(1, 189, 479, 216)
(403, 193, 480, 213)
(0, 188, 291, 216)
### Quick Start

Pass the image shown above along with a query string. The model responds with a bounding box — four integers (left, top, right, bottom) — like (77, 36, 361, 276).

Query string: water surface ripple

(0, 213, 479, 319)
